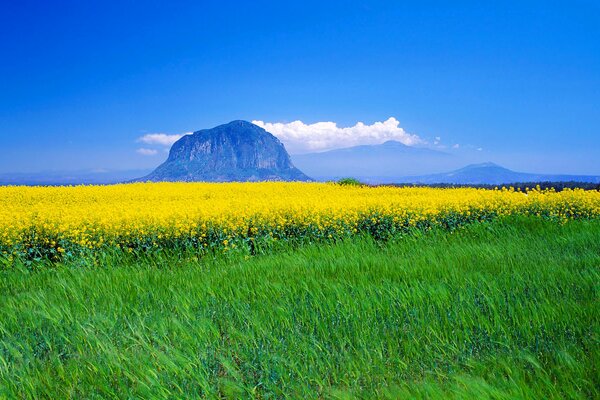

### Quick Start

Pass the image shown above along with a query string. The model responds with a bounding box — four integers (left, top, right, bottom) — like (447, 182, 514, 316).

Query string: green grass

(0, 217, 598, 399)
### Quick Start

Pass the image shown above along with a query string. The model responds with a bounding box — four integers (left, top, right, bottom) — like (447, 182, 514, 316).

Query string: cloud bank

(252, 117, 424, 154)
(136, 148, 158, 156)
(138, 133, 190, 147)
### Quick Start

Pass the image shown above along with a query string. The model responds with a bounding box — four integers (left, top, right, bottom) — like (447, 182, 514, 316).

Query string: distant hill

(0, 169, 152, 186)
(401, 162, 600, 185)
(291, 140, 456, 181)
(137, 120, 311, 182)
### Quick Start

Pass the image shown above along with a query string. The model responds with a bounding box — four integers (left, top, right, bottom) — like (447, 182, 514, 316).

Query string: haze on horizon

(1, 1, 599, 176)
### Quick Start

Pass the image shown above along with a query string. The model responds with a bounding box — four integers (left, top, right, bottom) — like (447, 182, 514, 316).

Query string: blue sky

(1, 0, 599, 174)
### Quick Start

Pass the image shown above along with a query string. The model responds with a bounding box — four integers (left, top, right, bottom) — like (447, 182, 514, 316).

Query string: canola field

(1, 182, 599, 260)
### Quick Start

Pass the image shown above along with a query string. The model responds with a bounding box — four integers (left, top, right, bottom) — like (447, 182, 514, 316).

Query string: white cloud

(136, 148, 158, 156)
(252, 117, 424, 154)
(138, 132, 191, 147)
(452, 144, 460, 149)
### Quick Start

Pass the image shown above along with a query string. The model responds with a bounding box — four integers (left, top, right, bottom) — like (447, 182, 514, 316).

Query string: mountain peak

(138, 121, 311, 182)
(462, 162, 502, 169)
(220, 120, 257, 128)
(381, 140, 409, 147)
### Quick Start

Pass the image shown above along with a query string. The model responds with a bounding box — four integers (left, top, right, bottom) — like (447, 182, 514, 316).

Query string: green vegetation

(1, 217, 598, 399)
(337, 177, 363, 186)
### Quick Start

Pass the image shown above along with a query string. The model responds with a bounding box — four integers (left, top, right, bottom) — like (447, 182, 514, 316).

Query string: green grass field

(1, 217, 598, 399)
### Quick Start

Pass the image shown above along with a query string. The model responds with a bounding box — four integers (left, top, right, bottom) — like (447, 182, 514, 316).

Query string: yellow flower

(0, 183, 597, 254)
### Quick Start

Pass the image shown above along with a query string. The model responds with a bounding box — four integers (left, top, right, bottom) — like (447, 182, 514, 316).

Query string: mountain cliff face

(139, 120, 311, 182)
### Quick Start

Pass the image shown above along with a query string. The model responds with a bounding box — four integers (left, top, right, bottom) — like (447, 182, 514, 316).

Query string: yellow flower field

(1, 182, 599, 258)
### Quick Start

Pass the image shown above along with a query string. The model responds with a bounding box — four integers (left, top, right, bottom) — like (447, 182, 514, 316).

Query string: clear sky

(1, 0, 599, 174)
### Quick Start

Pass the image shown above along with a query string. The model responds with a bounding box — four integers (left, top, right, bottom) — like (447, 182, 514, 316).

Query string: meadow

(0, 217, 598, 398)
(0, 183, 599, 398)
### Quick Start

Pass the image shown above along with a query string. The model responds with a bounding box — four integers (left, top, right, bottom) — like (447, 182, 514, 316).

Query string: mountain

(291, 140, 457, 182)
(402, 162, 600, 185)
(138, 120, 311, 182)
(0, 169, 152, 186)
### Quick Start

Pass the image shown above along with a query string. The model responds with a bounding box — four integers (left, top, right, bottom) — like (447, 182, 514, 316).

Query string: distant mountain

(401, 162, 600, 185)
(291, 140, 457, 182)
(138, 120, 311, 182)
(0, 169, 152, 186)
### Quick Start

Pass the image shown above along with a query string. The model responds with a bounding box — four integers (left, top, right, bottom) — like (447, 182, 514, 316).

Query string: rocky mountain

(401, 162, 600, 185)
(138, 120, 311, 182)
(291, 140, 456, 182)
